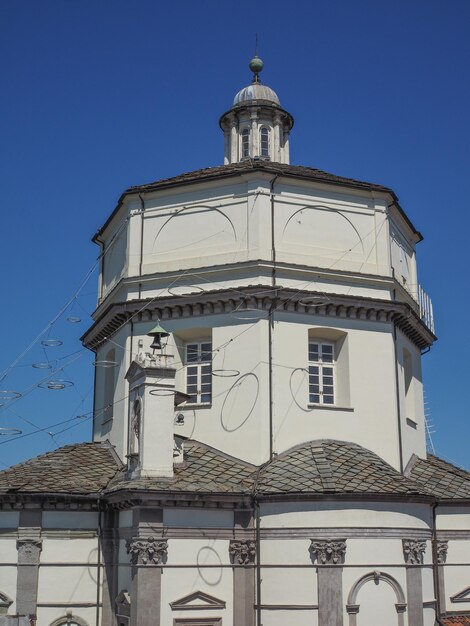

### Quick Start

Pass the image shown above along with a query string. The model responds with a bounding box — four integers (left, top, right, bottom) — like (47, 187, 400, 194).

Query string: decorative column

(230, 114, 238, 163)
(435, 540, 448, 613)
(127, 535, 168, 626)
(250, 110, 259, 157)
(403, 539, 426, 626)
(16, 538, 42, 617)
(310, 539, 347, 626)
(273, 113, 281, 162)
(229, 539, 256, 626)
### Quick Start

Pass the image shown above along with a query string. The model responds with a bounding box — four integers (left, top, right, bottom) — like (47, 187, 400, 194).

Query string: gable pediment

(170, 590, 226, 611)
(451, 586, 470, 603)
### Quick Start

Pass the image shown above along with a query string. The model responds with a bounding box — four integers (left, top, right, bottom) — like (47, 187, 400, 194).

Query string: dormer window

(260, 127, 270, 157)
(241, 128, 250, 158)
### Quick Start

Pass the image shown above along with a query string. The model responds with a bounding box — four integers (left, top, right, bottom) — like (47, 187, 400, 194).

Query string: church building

(1, 56, 470, 626)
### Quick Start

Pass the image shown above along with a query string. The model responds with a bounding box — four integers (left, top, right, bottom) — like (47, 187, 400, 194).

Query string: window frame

(185, 340, 212, 405)
(308, 340, 335, 406)
(260, 126, 270, 158)
(241, 128, 250, 158)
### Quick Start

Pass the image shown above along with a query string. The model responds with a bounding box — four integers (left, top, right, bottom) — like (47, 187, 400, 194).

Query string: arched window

(49, 614, 90, 626)
(241, 128, 250, 158)
(260, 127, 270, 157)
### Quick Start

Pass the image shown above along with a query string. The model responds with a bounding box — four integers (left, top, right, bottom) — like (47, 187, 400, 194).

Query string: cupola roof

(232, 55, 281, 106)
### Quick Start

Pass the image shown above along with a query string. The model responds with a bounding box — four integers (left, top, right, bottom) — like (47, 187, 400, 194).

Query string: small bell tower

(219, 56, 294, 164)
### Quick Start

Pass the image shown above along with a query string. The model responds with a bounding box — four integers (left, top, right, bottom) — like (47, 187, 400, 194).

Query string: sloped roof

(126, 160, 392, 195)
(409, 454, 470, 500)
(106, 439, 428, 498)
(441, 616, 470, 626)
(3, 439, 469, 502)
(0, 442, 121, 495)
(254, 440, 426, 496)
(106, 440, 255, 494)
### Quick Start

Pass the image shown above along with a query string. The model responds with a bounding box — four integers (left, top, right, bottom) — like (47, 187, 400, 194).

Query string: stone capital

(402, 539, 426, 564)
(435, 540, 448, 564)
(229, 539, 256, 565)
(126, 536, 168, 565)
(309, 539, 347, 565)
(17, 538, 42, 564)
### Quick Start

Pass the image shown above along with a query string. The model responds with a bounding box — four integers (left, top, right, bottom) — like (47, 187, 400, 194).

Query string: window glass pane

(201, 343, 212, 361)
(308, 365, 319, 374)
(186, 345, 198, 362)
(260, 128, 269, 156)
(323, 395, 334, 404)
(309, 393, 320, 403)
(321, 345, 333, 362)
(309, 343, 319, 361)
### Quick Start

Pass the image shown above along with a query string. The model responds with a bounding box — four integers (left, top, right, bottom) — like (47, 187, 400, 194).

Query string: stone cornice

(82, 286, 436, 351)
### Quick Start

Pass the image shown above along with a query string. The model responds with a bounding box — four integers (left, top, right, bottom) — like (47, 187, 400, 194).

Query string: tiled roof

(126, 160, 393, 195)
(107, 439, 427, 498)
(409, 454, 470, 500)
(3, 439, 466, 501)
(255, 440, 426, 495)
(0, 443, 121, 495)
(441, 616, 470, 626)
(106, 441, 255, 494)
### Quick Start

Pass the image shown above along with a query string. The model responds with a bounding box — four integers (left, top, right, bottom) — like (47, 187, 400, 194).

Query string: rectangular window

(186, 341, 212, 404)
(308, 341, 335, 405)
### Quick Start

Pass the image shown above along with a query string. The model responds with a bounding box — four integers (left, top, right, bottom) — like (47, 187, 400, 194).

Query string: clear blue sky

(0, 0, 469, 469)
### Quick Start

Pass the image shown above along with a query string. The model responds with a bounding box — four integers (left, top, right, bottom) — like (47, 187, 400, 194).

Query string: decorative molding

(170, 590, 226, 611)
(451, 586, 470, 603)
(126, 536, 168, 565)
(402, 539, 426, 565)
(309, 539, 347, 565)
(435, 540, 449, 564)
(229, 539, 256, 565)
(84, 285, 434, 351)
(16, 538, 42, 563)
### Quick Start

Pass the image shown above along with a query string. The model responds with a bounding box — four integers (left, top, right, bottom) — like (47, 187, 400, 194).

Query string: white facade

(0, 57, 468, 626)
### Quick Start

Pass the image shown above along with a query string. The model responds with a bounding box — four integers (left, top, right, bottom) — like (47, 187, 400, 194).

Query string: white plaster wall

(436, 506, 470, 530)
(260, 566, 317, 605)
(41, 537, 98, 563)
(37, 565, 98, 603)
(117, 538, 132, 597)
(260, 501, 432, 529)
(260, 608, 318, 626)
(271, 313, 404, 467)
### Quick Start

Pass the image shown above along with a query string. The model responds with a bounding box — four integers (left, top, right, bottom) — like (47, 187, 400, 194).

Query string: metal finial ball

(249, 55, 264, 74)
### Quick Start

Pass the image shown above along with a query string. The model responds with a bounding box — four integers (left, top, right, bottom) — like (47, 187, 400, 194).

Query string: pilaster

(403, 539, 426, 626)
(310, 539, 347, 626)
(16, 509, 42, 619)
(229, 536, 256, 626)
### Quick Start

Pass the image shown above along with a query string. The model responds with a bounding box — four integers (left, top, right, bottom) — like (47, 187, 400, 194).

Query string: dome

(233, 83, 280, 106)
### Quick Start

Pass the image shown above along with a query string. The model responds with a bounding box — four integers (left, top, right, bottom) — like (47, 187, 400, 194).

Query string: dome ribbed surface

(233, 83, 280, 106)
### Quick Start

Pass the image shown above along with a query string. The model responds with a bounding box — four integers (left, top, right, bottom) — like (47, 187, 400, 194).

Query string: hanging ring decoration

(149, 388, 177, 396)
(0, 390, 22, 404)
(38, 380, 74, 390)
(212, 369, 241, 378)
(168, 284, 205, 297)
(32, 362, 53, 369)
(41, 339, 63, 347)
(66, 316, 82, 323)
(229, 308, 265, 321)
(298, 294, 331, 308)
(0, 427, 22, 436)
(92, 360, 119, 368)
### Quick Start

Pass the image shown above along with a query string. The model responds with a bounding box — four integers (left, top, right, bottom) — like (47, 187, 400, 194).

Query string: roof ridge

(309, 444, 336, 492)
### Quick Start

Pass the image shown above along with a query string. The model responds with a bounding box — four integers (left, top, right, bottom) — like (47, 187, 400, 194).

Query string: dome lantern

(219, 57, 294, 165)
